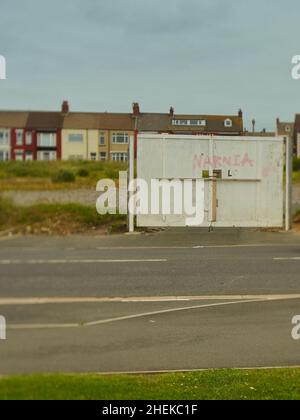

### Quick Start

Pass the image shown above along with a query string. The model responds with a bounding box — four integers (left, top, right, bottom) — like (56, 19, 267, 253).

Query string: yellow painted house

(61, 107, 135, 161)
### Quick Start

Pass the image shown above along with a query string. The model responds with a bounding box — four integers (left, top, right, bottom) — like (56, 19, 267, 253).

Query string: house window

(0, 151, 9, 161)
(285, 126, 291, 133)
(0, 130, 9, 146)
(37, 151, 56, 161)
(112, 133, 129, 144)
(16, 130, 23, 146)
(173, 120, 188, 126)
(37, 133, 56, 148)
(224, 119, 233, 128)
(25, 151, 33, 161)
(68, 133, 84, 143)
(111, 152, 128, 162)
(90, 152, 97, 161)
(15, 150, 23, 161)
(172, 120, 206, 127)
(99, 152, 107, 161)
(190, 120, 206, 127)
(25, 132, 33, 146)
(99, 133, 106, 146)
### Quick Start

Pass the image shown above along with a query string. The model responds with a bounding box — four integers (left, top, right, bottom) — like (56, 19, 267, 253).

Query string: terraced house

(0, 110, 63, 161)
(0, 102, 244, 161)
(61, 102, 134, 161)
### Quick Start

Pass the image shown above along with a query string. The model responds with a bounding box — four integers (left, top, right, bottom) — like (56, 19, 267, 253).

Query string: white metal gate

(136, 134, 285, 228)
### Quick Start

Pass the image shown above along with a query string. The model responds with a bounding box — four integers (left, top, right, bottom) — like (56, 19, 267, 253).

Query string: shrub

(293, 158, 300, 172)
(77, 168, 89, 178)
(104, 167, 120, 180)
(52, 170, 76, 183)
(0, 196, 15, 227)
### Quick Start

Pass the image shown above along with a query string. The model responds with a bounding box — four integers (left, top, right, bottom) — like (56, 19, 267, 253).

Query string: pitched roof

(63, 113, 134, 130)
(0, 111, 64, 130)
(138, 113, 243, 133)
(0, 111, 135, 131)
(26, 112, 64, 130)
(137, 113, 170, 131)
(0, 111, 29, 128)
(0, 108, 243, 133)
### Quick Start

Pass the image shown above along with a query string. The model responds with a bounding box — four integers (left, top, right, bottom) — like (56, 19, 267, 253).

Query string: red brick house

(0, 111, 63, 161)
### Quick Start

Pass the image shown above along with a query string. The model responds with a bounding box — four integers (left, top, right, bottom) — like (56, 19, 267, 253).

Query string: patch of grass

(293, 158, 300, 172)
(103, 167, 121, 180)
(0, 196, 126, 235)
(293, 171, 300, 183)
(293, 158, 300, 183)
(0, 369, 300, 400)
(108, 221, 128, 234)
(52, 170, 76, 183)
(0, 196, 15, 227)
(0, 161, 127, 190)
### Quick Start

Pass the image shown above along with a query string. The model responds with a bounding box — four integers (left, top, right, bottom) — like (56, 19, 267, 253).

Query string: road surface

(0, 229, 300, 375)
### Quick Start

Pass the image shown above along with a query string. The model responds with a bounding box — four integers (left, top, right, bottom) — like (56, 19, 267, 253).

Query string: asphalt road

(0, 229, 300, 375)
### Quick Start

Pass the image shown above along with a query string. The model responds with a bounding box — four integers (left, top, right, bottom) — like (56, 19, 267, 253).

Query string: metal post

(128, 135, 135, 233)
(208, 136, 216, 224)
(285, 136, 293, 231)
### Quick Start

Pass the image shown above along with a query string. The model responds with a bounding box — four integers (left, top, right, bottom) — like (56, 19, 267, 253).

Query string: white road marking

(83, 299, 265, 327)
(94, 244, 300, 250)
(0, 259, 167, 265)
(1, 294, 300, 306)
(273, 257, 300, 261)
(6, 297, 297, 331)
(96, 246, 191, 250)
(8, 323, 79, 330)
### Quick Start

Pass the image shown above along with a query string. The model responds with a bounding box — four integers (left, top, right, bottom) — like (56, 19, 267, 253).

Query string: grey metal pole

(128, 135, 135, 233)
(285, 136, 293, 231)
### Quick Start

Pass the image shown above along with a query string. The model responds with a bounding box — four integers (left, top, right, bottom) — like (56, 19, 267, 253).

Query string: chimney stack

(252, 119, 256, 133)
(132, 102, 140, 116)
(169, 107, 175, 117)
(62, 100, 70, 115)
(238, 109, 243, 118)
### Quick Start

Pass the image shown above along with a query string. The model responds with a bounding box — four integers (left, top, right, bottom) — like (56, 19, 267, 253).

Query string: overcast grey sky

(0, 0, 300, 130)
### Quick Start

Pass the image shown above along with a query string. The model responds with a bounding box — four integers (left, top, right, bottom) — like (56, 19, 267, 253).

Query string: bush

(52, 170, 76, 183)
(77, 168, 89, 178)
(0, 196, 15, 227)
(104, 167, 120, 180)
(293, 158, 300, 172)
